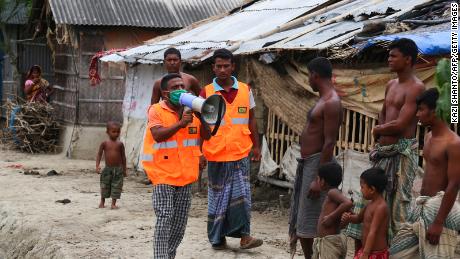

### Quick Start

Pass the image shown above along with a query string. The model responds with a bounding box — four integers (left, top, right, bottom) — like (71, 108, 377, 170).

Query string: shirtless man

(96, 121, 127, 209)
(289, 57, 343, 259)
(346, 38, 425, 243)
(151, 48, 200, 104)
(390, 88, 460, 258)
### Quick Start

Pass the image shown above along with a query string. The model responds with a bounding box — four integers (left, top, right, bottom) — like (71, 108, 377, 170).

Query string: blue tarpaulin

(361, 29, 451, 56)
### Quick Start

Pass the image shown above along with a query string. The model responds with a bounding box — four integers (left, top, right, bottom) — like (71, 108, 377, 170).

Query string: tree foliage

(435, 58, 452, 123)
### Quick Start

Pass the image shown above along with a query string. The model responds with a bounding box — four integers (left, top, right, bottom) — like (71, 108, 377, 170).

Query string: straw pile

(2, 99, 60, 153)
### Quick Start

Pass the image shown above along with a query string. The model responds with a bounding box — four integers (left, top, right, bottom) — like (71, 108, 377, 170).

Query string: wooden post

(351, 111, 357, 151)
(344, 109, 350, 150)
(370, 118, 376, 148)
(275, 115, 281, 164)
(270, 111, 275, 159)
(280, 120, 286, 164)
(364, 115, 369, 153)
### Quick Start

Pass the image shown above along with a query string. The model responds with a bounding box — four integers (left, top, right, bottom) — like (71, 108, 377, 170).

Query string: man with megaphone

(142, 73, 211, 259)
(200, 49, 263, 250)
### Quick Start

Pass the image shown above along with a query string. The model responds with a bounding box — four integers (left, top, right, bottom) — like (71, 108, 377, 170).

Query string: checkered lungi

(152, 184, 192, 259)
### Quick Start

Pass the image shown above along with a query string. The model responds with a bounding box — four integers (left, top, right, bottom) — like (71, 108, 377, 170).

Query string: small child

(313, 162, 353, 259)
(96, 121, 127, 209)
(342, 168, 389, 259)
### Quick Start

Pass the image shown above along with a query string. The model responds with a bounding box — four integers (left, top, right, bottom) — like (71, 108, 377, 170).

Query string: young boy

(96, 121, 127, 209)
(312, 162, 353, 259)
(342, 168, 389, 259)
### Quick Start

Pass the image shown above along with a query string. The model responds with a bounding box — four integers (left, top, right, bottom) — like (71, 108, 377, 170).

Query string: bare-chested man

(289, 57, 343, 259)
(345, 38, 425, 244)
(151, 48, 200, 104)
(390, 88, 460, 258)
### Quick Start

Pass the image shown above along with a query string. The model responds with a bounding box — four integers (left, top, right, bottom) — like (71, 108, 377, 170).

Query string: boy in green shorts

(96, 121, 127, 209)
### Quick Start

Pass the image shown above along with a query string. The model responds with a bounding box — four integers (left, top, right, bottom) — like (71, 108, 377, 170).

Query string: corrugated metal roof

(101, 0, 329, 63)
(101, 0, 439, 64)
(265, 0, 433, 50)
(48, 0, 244, 28)
(0, 2, 28, 25)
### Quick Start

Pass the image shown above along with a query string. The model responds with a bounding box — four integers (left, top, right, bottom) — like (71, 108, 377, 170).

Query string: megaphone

(178, 92, 226, 125)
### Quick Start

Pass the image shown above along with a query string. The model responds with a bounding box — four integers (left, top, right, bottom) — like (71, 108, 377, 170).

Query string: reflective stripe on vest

(231, 118, 249, 125)
(209, 120, 225, 126)
(142, 102, 201, 186)
(140, 153, 153, 161)
(183, 138, 200, 147)
(153, 140, 178, 150)
(202, 82, 253, 161)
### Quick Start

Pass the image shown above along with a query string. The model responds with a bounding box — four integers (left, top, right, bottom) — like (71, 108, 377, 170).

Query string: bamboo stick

(364, 115, 369, 153)
(270, 111, 275, 159)
(370, 118, 376, 148)
(344, 109, 351, 150)
(280, 120, 286, 164)
(275, 115, 281, 164)
(351, 111, 357, 151)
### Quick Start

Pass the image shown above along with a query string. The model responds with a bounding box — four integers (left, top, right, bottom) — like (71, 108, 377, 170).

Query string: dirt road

(0, 147, 301, 258)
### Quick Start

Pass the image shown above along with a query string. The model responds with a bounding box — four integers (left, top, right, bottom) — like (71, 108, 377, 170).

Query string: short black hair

(307, 57, 333, 79)
(212, 48, 234, 63)
(416, 88, 439, 110)
(360, 168, 387, 193)
(160, 73, 182, 90)
(107, 121, 121, 130)
(318, 162, 343, 188)
(164, 48, 181, 60)
(389, 38, 418, 66)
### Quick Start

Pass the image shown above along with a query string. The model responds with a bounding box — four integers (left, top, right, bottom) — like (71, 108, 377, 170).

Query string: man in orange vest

(200, 49, 263, 250)
(142, 73, 210, 258)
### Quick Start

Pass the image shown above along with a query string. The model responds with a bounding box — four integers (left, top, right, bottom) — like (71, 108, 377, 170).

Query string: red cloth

(354, 248, 389, 259)
(89, 48, 126, 86)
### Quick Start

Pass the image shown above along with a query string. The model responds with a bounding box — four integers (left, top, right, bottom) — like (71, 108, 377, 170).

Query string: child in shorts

(342, 168, 389, 259)
(313, 162, 353, 259)
(96, 121, 127, 209)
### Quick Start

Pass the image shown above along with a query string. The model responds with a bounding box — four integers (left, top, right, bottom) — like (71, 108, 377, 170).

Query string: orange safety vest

(141, 103, 201, 186)
(202, 81, 253, 162)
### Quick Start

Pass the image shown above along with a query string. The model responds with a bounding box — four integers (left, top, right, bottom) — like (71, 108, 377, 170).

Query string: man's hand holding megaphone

(179, 109, 193, 128)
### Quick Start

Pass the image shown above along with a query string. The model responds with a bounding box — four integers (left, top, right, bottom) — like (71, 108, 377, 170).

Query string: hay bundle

(2, 99, 60, 153)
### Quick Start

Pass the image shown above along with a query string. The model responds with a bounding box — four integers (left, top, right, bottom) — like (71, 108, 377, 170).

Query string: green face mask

(168, 89, 187, 106)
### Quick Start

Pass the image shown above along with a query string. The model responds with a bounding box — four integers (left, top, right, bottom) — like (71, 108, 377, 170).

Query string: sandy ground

(0, 146, 303, 259)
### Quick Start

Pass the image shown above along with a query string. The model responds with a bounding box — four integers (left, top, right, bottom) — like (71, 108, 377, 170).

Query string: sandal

(240, 237, 263, 249)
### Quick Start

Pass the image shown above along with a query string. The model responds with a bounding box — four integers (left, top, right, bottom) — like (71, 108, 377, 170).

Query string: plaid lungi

(345, 138, 419, 241)
(152, 184, 192, 259)
(207, 156, 252, 245)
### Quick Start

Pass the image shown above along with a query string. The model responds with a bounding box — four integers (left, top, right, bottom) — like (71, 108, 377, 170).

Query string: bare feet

(111, 205, 119, 209)
(99, 198, 105, 208)
(111, 199, 118, 209)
